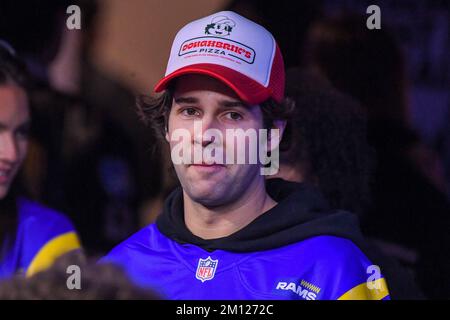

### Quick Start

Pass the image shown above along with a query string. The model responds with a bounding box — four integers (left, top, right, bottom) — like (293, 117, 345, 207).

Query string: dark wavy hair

(284, 69, 375, 216)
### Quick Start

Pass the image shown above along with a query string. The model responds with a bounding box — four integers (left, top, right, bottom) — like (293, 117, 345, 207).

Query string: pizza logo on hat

(205, 15, 236, 37)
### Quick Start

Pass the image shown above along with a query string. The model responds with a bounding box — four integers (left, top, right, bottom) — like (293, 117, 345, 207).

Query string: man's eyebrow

(173, 97, 247, 108)
(219, 100, 247, 108)
(174, 97, 199, 104)
(0, 122, 7, 130)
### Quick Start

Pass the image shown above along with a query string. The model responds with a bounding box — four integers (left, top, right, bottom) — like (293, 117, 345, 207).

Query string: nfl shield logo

(196, 256, 219, 282)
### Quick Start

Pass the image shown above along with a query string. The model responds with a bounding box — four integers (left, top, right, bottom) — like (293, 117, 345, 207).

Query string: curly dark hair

(284, 68, 375, 216)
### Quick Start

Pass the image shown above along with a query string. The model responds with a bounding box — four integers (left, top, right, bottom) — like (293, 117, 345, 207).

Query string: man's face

(167, 74, 265, 207)
(0, 85, 29, 200)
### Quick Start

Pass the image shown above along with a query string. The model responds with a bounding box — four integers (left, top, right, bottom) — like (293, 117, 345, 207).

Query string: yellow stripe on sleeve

(338, 278, 389, 300)
(26, 232, 81, 277)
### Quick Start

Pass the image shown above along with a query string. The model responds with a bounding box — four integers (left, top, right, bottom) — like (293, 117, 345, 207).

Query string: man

(104, 11, 390, 300)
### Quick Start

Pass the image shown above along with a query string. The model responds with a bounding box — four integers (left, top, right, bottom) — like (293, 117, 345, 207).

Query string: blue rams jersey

(0, 198, 81, 278)
(104, 224, 390, 300)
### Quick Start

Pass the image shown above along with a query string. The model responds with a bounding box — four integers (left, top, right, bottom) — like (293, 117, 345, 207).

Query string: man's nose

(193, 116, 220, 147)
(0, 134, 19, 163)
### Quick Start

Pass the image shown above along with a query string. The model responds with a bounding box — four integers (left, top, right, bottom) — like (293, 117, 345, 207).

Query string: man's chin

(191, 196, 228, 208)
(185, 185, 228, 207)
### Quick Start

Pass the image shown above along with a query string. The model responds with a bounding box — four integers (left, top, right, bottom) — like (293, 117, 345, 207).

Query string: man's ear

(268, 120, 287, 152)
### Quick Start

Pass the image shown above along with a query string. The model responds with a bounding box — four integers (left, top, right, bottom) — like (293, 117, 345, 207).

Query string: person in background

(0, 251, 159, 300)
(274, 69, 374, 216)
(0, 42, 81, 279)
(274, 68, 423, 299)
(303, 14, 450, 299)
(0, 0, 146, 255)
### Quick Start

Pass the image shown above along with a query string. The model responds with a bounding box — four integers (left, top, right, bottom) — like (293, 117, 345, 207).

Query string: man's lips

(190, 163, 226, 167)
(189, 163, 227, 172)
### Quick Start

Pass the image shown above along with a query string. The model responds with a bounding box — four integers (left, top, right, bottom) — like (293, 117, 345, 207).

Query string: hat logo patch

(205, 15, 236, 37)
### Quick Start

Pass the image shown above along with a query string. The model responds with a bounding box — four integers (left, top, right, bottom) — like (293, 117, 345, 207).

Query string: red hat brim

(154, 63, 273, 106)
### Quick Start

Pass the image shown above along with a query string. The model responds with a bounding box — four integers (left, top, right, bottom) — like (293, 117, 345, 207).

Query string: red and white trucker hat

(154, 11, 285, 105)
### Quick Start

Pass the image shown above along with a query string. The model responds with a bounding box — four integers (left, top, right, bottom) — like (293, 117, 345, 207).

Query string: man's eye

(181, 108, 200, 117)
(225, 112, 243, 121)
